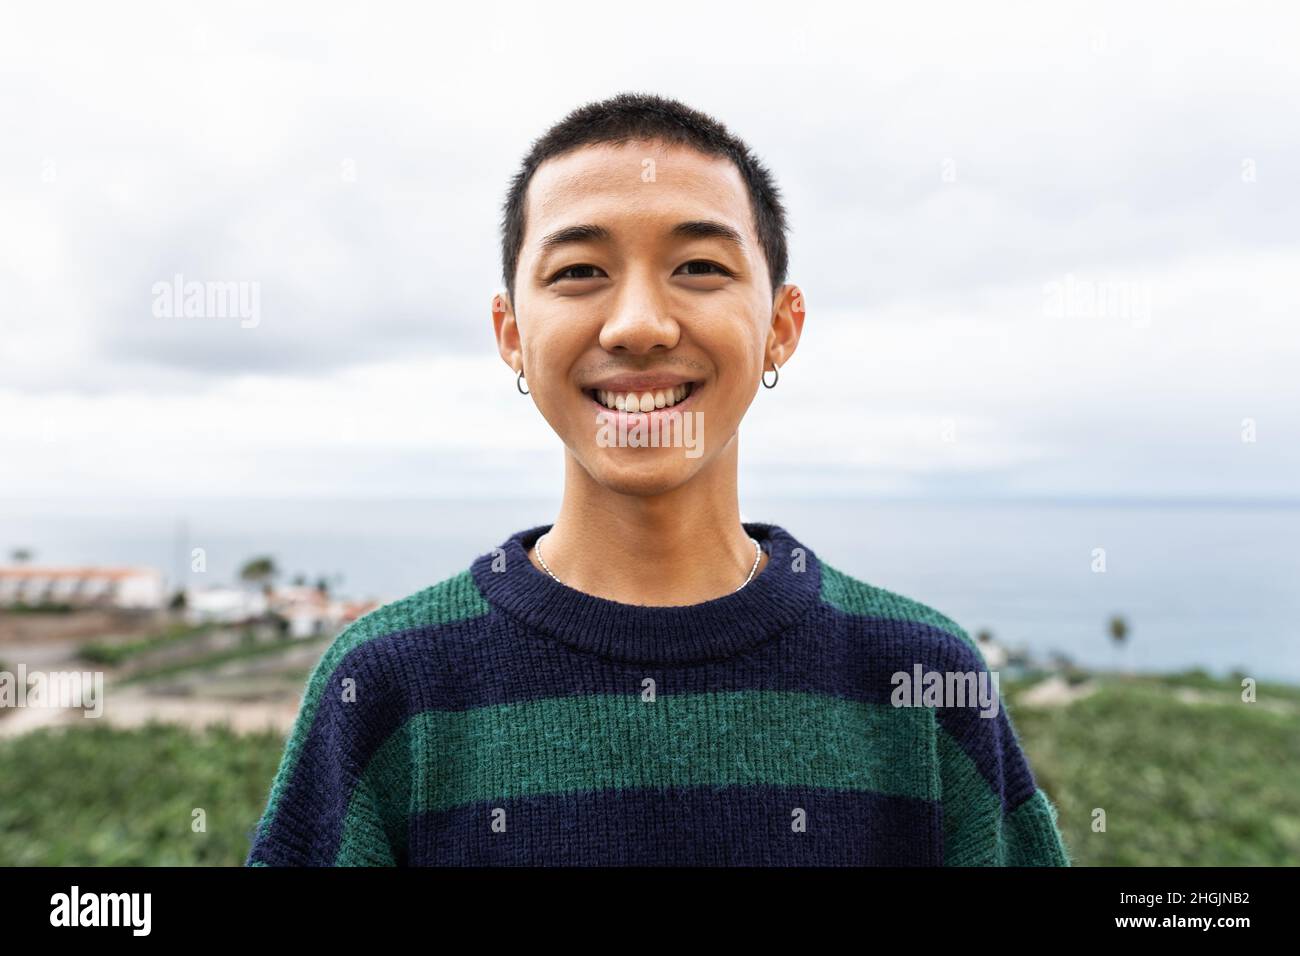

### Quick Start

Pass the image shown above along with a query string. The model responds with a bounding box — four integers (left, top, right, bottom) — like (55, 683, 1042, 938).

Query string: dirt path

(97, 688, 301, 734)
(1016, 675, 1100, 707)
(0, 683, 301, 738)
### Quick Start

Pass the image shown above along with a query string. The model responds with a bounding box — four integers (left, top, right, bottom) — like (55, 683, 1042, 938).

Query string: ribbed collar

(470, 522, 822, 664)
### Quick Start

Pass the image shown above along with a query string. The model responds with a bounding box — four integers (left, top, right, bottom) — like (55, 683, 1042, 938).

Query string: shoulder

(302, 568, 492, 695)
(345, 568, 491, 643)
(816, 559, 989, 670)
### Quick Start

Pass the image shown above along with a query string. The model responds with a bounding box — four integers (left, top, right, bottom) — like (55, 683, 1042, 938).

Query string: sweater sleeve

(934, 643, 1072, 866)
(245, 628, 403, 867)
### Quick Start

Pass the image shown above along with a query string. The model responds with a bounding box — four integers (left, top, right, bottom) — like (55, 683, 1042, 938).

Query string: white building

(975, 632, 1009, 669)
(268, 586, 379, 638)
(184, 587, 269, 625)
(0, 567, 165, 610)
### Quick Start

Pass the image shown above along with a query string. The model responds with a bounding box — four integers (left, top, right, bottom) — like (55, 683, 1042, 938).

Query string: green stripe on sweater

(335, 690, 939, 862)
(819, 562, 983, 658)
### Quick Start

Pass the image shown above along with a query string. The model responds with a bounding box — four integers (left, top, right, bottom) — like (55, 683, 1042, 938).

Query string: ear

(765, 284, 806, 370)
(491, 292, 522, 372)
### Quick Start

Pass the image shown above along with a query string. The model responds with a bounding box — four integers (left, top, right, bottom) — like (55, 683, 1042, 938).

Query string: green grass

(78, 621, 218, 666)
(117, 632, 326, 685)
(1008, 673, 1300, 866)
(0, 722, 284, 866)
(1143, 668, 1300, 699)
(3, 602, 75, 614)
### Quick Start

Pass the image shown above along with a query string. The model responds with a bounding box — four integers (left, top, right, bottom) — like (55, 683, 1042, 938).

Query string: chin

(578, 448, 706, 497)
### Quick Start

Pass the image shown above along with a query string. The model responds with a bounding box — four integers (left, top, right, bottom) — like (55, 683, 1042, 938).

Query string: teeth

(593, 383, 693, 411)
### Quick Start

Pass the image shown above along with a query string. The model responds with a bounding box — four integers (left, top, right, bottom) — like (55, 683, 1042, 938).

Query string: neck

(531, 440, 769, 605)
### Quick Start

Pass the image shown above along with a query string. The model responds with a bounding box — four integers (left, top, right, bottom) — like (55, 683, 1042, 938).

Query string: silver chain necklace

(534, 532, 763, 593)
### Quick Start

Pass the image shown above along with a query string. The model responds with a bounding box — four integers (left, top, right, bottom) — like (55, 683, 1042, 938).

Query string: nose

(597, 267, 681, 355)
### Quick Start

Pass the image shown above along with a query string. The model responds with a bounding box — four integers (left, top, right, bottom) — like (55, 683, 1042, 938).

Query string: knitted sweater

(246, 522, 1071, 866)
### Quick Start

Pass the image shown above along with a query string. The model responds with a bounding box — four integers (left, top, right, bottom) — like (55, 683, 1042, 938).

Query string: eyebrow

(537, 219, 746, 253)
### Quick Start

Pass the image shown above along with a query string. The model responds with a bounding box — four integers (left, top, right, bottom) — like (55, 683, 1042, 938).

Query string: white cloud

(1, 0, 1296, 498)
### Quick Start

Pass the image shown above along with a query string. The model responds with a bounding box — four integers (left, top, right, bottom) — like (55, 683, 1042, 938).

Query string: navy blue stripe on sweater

(407, 785, 943, 866)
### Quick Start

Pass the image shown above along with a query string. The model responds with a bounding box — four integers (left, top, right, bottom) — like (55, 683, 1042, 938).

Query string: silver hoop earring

(762, 363, 779, 389)
(516, 369, 529, 395)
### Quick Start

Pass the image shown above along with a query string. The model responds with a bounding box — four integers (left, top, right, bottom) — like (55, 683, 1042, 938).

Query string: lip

(583, 373, 697, 392)
(588, 381, 703, 419)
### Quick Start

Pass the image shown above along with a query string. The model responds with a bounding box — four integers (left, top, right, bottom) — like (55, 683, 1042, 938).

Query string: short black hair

(499, 91, 790, 308)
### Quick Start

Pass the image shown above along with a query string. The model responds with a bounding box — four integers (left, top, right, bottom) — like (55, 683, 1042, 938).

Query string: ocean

(3, 497, 1297, 683)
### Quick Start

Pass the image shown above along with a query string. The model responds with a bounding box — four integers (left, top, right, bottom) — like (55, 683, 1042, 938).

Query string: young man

(247, 92, 1071, 866)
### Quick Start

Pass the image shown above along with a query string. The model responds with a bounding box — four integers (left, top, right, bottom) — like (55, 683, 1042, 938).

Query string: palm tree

(1109, 614, 1129, 676)
(239, 556, 279, 592)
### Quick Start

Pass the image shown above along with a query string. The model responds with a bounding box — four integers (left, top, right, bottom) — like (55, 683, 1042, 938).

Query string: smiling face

(493, 138, 803, 497)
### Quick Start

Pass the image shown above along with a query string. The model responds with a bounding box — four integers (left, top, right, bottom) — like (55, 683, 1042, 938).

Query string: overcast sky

(2, 0, 1297, 500)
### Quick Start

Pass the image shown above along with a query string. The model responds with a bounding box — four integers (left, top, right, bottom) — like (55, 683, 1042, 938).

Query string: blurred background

(1, 0, 1297, 865)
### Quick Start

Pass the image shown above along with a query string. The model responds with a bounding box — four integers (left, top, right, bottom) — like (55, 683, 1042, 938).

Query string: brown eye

(550, 264, 606, 283)
(676, 260, 734, 277)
